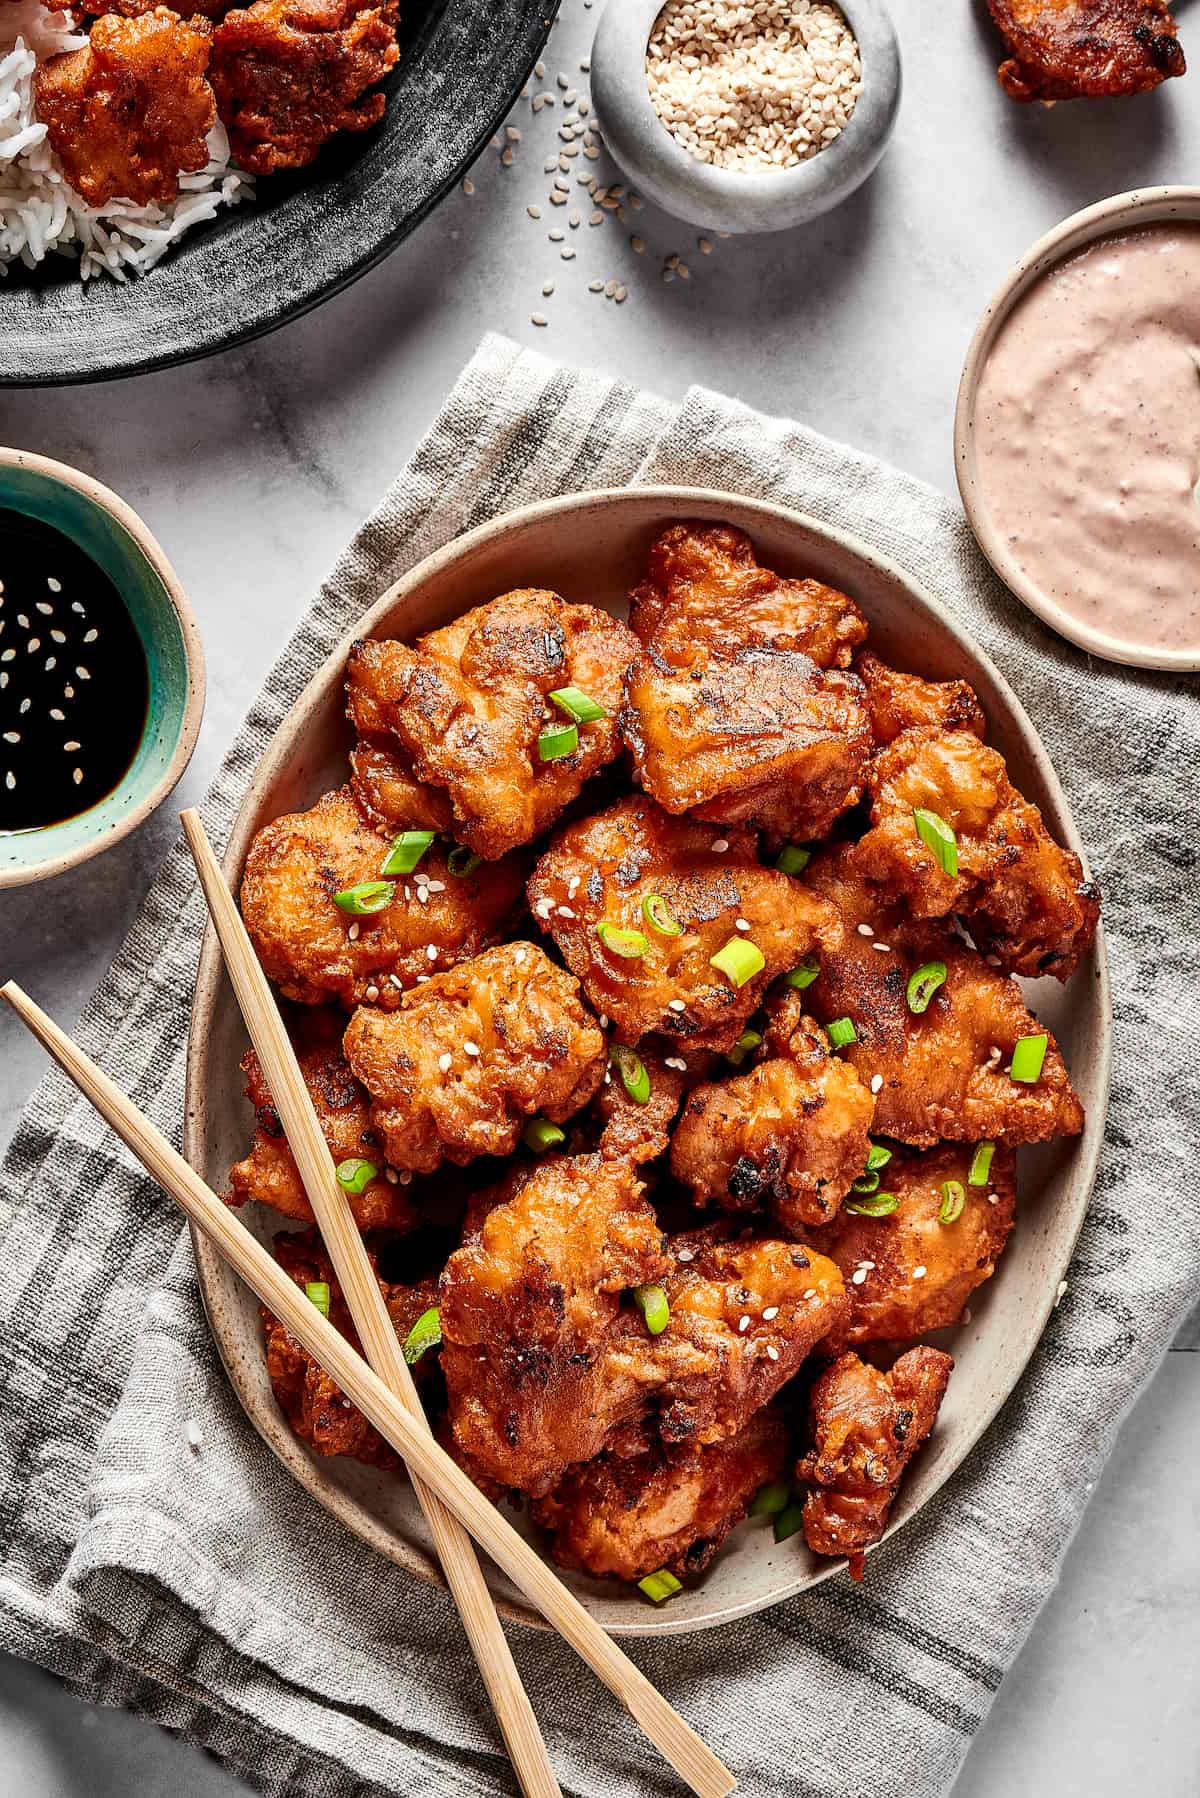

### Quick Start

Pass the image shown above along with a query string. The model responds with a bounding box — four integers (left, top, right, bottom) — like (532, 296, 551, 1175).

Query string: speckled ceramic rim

(186, 485, 1110, 1637)
(955, 186, 1200, 675)
(0, 447, 204, 889)
(590, 0, 901, 234)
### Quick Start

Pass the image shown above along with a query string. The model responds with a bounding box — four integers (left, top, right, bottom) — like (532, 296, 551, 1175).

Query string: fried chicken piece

(591, 1039, 704, 1166)
(240, 786, 524, 1009)
(622, 521, 871, 841)
(808, 1142, 1017, 1349)
(803, 845, 1085, 1147)
(854, 651, 985, 748)
(853, 727, 1100, 979)
(654, 1233, 848, 1449)
(263, 1229, 438, 1469)
(210, 0, 398, 176)
(342, 942, 606, 1174)
(227, 1007, 417, 1232)
(346, 594, 638, 860)
(74, 0, 233, 17)
(987, 0, 1185, 101)
(797, 1346, 953, 1576)
(439, 1154, 671, 1496)
(528, 796, 842, 1053)
(628, 522, 867, 670)
(532, 1408, 790, 1583)
(670, 1001, 875, 1231)
(35, 8, 215, 209)
(347, 736, 455, 837)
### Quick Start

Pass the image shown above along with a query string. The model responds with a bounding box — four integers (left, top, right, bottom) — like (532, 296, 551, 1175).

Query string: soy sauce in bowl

(0, 510, 149, 834)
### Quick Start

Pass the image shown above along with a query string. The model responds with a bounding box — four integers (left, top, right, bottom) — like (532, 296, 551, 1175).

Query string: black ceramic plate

(0, 0, 558, 386)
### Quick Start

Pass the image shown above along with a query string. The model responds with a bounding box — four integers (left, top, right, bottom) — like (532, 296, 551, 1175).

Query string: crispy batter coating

(623, 522, 871, 840)
(591, 1039, 701, 1166)
(670, 1003, 875, 1231)
(210, 0, 398, 176)
(628, 522, 867, 670)
(347, 736, 455, 837)
(263, 1229, 438, 1469)
(35, 8, 215, 208)
(808, 1142, 1017, 1348)
(240, 786, 524, 1008)
(854, 727, 1100, 979)
(624, 648, 872, 842)
(342, 942, 607, 1173)
(533, 1407, 790, 1582)
(987, 0, 1185, 100)
(854, 651, 985, 748)
(228, 1007, 418, 1232)
(654, 1232, 848, 1448)
(345, 594, 638, 859)
(528, 796, 842, 1053)
(797, 1346, 952, 1575)
(439, 1153, 671, 1496)
(803, 846, 1085, 1147)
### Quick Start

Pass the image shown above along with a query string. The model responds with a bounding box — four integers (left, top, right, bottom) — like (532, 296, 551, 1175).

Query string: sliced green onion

(335, 1157, 378, 1194)
(851, 1170, 880, 1195)
(523, 1118, 565, 1153)
(710, 937, 765, 988)
(403, 1306, 442, 1366)
(939, 1179, 966, 1225)
(906, 960, 948, 1015)
(773, 1503, 807, 1544)
(642, 892, 682, 937)
(775, 844, 811, 875)
(826, 1016, 857, 1049)
(638, 1568, 683, 1603)
(304, 1280, 331, 1319)
(334, 879, 394, 916)
(446, 844, 483, 878)
(844, 1190, 899, 1217)
(749, 1481, 791, 1518)
(611, 1044, 651, 1105)
(632, 1282, 670, 1335)
(783, 956, 820, 990)
(913, 807, 958, 877)
(725, 1029, 762, 1068)
(865, 1142, 892, 1172)
(596, 920, 649, 959)
(1010, 1033, 1048, 1083)
(538, 722, 579, 762)
(381, 829, 435, 876)
(967, 1141, 995, 1186)
(549, 685, 607, 724)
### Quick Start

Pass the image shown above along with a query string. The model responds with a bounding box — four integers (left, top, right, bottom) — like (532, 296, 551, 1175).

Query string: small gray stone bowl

(590, 0, 901, 234)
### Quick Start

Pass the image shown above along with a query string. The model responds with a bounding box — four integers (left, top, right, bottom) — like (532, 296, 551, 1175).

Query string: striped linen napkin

(2, 333, 1197, 1798)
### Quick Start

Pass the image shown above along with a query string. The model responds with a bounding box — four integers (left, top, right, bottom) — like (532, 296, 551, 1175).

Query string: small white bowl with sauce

(956, 187, 1200, 674)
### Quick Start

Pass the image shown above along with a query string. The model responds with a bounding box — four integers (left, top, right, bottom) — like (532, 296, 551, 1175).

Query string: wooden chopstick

(1, 982, 736, 1798)
(179, 811, 560, 1798)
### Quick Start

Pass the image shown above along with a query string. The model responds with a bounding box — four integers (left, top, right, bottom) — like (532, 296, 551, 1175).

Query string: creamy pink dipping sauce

(974, 224, 1200, 662)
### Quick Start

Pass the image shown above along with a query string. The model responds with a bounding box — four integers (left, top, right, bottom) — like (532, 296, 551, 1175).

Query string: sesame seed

(698, 237, 713, 254)
(599, 1014, 609, 1029)
(72, 767, 83, 785)
(664, 1056, 688, 1071)
(857, 922, 874, 937)
(676, 1247, 694, 1262)
(870, 1074, 883, 1094)
(75, 665, 90, 680)
(668, 998, 686, 1013)
(463, 1040, 480, 1057)
(83, 629, 98, 643)
(70, 599, 83, 613)
(803, 1287, 816, 1299)
(561, 248, 577, 260)
(762, 1305, 778, 1320)
(398, 1169, 412, 1185)
(615, 286, 628, 303)
(506, 125, 521, 142)
(365, 983, 380, 1001)
(711, 838, 729, 853)
(542, 280, 555, 296)
(26, 638, 39, 652)
(1055, 1279, 1068, 1306)
(390, 974, 404, 989)
(765, 1345, 779, 1361)
(535, 59, 545, 76)
(873, 942, 891, 952)
(851, 1268, 868, 1286)
(438, 1052, 452, 1073)
(50, 630, 65, 643)
(385, 1166, 398, 1183)
(549, 228, 564, 241)
(426, 944, 438, 961)
(347, 921, 360, 940)
(2, 731, 17, 744)
(527, 204, 541, 219)
(17, 613, 28, 628)
(500, 147, 514, 167)
(47, 577, 61, 593)
(63, 740, 80, 752)
(514, 947, 528, 965)
(185, 1419, 202, 1451)
(4, 771, 13, 790)
(735, 917, 750, 932)
(461, 178, 474, 195)
(19, 698, 28, 713)
(535, 898, 554, 919)
(738, 1314, 750, 1332)
(35, 601, 52, 615)
(913, 1265, 927, 1280)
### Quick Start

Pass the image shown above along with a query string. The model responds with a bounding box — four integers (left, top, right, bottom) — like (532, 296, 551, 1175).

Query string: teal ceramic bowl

(0, 448, 204, 887)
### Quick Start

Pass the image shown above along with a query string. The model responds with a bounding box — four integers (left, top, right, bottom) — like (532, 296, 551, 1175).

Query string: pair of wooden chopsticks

(2, 808, 734, 1798)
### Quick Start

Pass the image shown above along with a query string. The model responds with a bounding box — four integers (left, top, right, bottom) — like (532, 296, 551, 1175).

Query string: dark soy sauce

(0, 509, 149, 834)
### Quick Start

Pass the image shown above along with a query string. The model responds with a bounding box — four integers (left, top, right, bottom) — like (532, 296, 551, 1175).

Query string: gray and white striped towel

(2, 333, 1197, 1798)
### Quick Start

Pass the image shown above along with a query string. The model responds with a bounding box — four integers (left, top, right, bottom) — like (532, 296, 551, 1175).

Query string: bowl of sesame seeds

(591, 0, 901, 233)
(0, 447, 204, 888)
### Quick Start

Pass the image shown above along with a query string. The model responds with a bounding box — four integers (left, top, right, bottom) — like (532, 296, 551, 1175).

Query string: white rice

(0, 0, 252, 283)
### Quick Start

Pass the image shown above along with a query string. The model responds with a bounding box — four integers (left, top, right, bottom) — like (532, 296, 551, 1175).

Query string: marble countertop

(1, 1, 1197, 1792)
